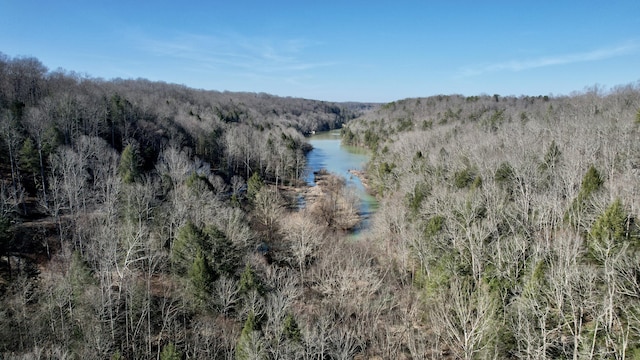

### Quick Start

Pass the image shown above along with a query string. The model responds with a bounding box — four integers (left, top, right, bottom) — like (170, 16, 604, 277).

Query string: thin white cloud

(135, 31, 336, 76)
(458, 42, 638, 77)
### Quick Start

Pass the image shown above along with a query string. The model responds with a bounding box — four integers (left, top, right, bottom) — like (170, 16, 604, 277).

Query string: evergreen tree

(494, 162, 515, 185)
(494, 161, 515, 197)
(283, 313, 301, 343)
(205, 225, 238, 277)
(159, 343, 181, 360)
(589, 198, 629, 258)
(565, 165, 604, 228)
(118, 143, 140, 184)
(69, 250, 95, 300)
(247, 172, 263, 201)
(19, 137, 39, 179)
(541, 140, 561, 170)
(172, 221, 206, 274)
(189, 249, 214, 304)
(238, 263, 260, 295)
(236, 311, 258, 360)
(580, 165, 603, 198)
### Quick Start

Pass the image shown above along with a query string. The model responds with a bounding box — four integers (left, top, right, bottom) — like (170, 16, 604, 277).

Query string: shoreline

(285, 171, 363, 231)
(347, 169, 375, 195)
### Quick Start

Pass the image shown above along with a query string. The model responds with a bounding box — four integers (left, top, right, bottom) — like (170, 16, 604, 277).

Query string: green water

(304, 130, 378, 231)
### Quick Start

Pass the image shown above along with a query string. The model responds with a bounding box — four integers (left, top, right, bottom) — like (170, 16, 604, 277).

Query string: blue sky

(1, 1, 639, 102)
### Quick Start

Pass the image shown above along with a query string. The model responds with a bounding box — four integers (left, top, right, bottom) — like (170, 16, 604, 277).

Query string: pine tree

(160, 343, 182, 360)
(205, 225, 238, 277)
(238, 264, 260, 295)
(69, 250, 95, 300)
(189, 249, 214, 304)
(172, 221, 206, 274)
(565, 165, 604, 228)
(236, 311, 258, 360)
(541, 140, 561, 170)
(247, 172, 263, 201)
(589, 198, 628, 258)
(580, 165, 603, 198)
(19, 137, 39, 179)
(118, 143, 140, 184)
(283, 313, 301, 343)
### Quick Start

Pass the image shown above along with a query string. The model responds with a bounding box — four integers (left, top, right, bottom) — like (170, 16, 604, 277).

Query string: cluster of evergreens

(1, 51, 640, 359)
(0, 53, 370, 359)
(343, 86, 640, 358)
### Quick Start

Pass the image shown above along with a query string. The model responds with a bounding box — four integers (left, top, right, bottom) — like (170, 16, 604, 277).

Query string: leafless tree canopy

(1, 52, 640, 359)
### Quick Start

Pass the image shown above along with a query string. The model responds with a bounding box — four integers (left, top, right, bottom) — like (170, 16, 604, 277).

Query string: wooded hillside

(343, 88, 640, 358)
(0, 54, 374, 359)
(2, 52, 640, 359)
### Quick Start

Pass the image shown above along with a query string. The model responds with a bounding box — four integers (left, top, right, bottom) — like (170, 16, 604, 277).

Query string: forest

(1, 52, 640, 359)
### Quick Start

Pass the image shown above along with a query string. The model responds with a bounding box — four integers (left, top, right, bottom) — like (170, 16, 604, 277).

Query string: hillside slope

(345, 88, 640, 358)
(2, 52, 640, 358)
(0, 54, 379, 359)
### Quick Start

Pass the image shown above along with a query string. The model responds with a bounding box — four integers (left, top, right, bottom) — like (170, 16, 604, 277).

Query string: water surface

(304, 130, 378, 231)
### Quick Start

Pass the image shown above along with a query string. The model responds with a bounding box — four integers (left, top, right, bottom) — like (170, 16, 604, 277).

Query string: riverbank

(302, 129, 377, 232)
(347, 169, 375, 195)
(283, 170, 361, 231)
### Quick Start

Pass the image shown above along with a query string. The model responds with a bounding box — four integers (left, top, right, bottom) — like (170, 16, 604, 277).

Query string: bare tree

(23, 106, 56, 204)
(253, 187, 285, 239)
(213, 276, 240, 315)
(429, 277, 496, 360)
(0, 109, 24, 208)
(280, 211, 324, 282)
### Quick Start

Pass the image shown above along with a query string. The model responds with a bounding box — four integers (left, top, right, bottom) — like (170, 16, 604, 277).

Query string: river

(304, 129, 378, 232)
